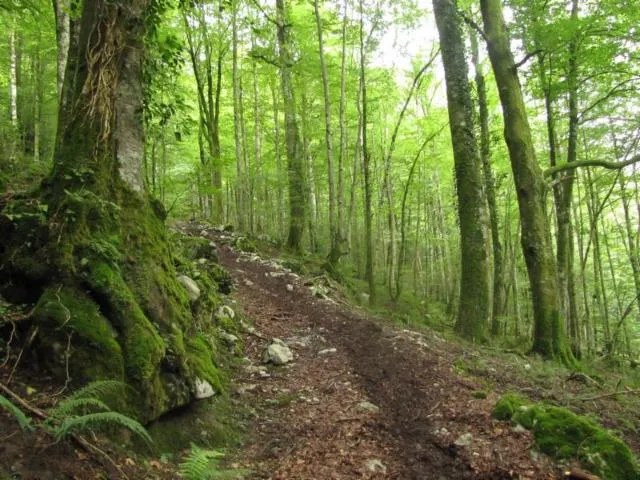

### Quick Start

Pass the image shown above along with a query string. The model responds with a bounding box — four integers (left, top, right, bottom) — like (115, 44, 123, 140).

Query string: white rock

(263, 339, 294, 365)
(365, 459, 386, 474)
(524, 363, 531, 370)
(318, 348, 337, 356)
(216, 305, 235, 319)
(178, 275, 201, 301)
(286, 284, 294, 292)
(219, 331, 239, 345)
(243, 279, 254, 286)
(359, 292, 370, 304)
(454, 433, 473, 447)
(194, 378, 216, 399)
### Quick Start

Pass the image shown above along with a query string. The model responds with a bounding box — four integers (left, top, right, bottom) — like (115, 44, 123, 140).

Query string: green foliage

(54, 412, 152, 445)
(0, 395, 33, 431)
(46, 381, 152, 445)
(493, 394, 640, 479)
(179, 444, 247, 480)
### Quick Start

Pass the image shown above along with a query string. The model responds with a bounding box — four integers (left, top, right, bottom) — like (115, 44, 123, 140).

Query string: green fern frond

(0, 394, 33, 431)
(54, 411, 152, 445)
(67, 380, 127, 401)
(179, 445, 247, 480)
(179, 445, 224, 480)
(49, 397, 111, 418)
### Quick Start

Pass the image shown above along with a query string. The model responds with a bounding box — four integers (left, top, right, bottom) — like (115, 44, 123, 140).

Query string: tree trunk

(277, 0, 306, 252)
(359, 0, 375, 304)
(52, 0, 71, 100)
(470, 26, 505, 335)
(313, 0, 340, 268)
(2, 0, 223, 423)
(434, 0, 490, 342)
(480, 0, 575, 363)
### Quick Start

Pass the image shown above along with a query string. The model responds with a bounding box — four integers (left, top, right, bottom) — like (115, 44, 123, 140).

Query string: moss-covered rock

(33, 286, 124, 384)
(1, 190, 237, 424)
(493, 394, 640, 480)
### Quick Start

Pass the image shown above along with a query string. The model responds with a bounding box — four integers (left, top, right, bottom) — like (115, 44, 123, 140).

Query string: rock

(434, 427, 449, 436)
(357, 401, 379, 413)
(194, 378, 215, 399)
(263, 339, 294, 365)
(286, 284, 294, 292)
(524, 363, 531, 370)
(285, 336, 311, 348)
(513, 424, 528, 433)
(365, 459, 386, 474)
(219, 331, 239, 345)
(243, 279, 254, 286)
(454, 433, 473, 447)
(216, 305, 235, 319)
(318, 348, 337, 356)
(359, 292, 370, 304)
(178, 275, 200, 301)
(269, 271, 286, 278)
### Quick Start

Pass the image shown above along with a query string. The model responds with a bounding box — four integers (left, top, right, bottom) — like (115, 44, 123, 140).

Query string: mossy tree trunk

(433, 0, 491, 342)
(276, 0, 306, 252)
(1, 0, 222, 423)
(480, 0, 576, 364)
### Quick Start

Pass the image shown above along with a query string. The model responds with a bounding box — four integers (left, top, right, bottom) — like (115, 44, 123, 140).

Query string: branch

(458, 9, 486, 42)
(250, 51, 280, 68)
(248, 0, 279, 26)
(543, 154, 640, 177)
(515, 49, 543, 69)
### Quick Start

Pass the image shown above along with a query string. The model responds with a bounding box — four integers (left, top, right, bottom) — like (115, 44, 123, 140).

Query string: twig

(578, 389, 640, 401)
(52, 332, 73, 397)
(0, 321, 17, 367)
(8, 326, 39, 384)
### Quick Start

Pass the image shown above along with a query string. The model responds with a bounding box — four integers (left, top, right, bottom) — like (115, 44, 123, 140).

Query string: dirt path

(207, 234, 560, 480)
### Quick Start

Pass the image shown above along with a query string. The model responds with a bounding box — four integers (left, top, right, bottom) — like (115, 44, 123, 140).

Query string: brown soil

(211, 232, 561, 480)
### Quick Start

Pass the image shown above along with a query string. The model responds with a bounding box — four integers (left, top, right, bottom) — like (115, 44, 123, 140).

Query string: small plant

(45, 380, 152, 445)
(179, 444, 247, 480)
(0, 394, 33, 431)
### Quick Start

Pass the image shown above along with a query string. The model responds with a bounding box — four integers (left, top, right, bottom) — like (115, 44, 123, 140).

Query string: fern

(49, 397, 111, 419)
(0, 394, 33, 431)
(54, 411, 152, 445)
(179, 445, 247, 480)
(65, 380, 127, 402)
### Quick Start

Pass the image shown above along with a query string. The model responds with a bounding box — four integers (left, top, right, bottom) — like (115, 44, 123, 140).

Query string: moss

(185, 334, 224, 394)
(492, 393, 527, 421)
(179, 236, 219, 261)
(231, 236, 257, 253)
(33, 286, 124, 384)
(493, 395, 640, 479)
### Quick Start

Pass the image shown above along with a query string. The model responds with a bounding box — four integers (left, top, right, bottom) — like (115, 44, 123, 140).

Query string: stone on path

(263, 339, 294, 365)
(454, 433, 473, 447)
(365, 459, 387, 474)
(318, 348, 337, 356)
(357, 401, 379, 413)
(286, 284, 294, 292)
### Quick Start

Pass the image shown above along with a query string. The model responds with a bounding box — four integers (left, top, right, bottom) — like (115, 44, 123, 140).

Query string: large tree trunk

(434, 0, 490, 342)
(1, 0, 224, 423)
(276, 0, 306, 252)
(480, 0, 575, 363)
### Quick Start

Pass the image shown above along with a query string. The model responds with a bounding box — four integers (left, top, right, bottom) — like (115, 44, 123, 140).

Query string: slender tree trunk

(480, 0, 574, 363)
(271, 80, 285, 237)
(336, 0, 348, 263)
(470, 25, 505, 335)
(276, 0, 305, 251)
(52, 0, 70, 100)
(232, 6, 246, 231)
(313, 0, 340, 267)
(434, 0, 490, 341)
(33, 44, 42, 162)
(359, 0, 375, 304)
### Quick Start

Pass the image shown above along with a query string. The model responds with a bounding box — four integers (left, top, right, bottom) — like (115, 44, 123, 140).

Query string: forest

(1, 0, 640, 478)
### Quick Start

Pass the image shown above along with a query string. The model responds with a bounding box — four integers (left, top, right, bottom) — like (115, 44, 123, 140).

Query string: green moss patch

(33, 286, 124, 384)
(493, 394, 640, 479)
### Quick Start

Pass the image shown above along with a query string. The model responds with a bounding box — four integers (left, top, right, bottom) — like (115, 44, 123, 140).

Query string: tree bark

(277, 0, 306, 252)
(434, 0, 490, 342)
(52, 0, 70, 100)
(480, 0, 575, 363)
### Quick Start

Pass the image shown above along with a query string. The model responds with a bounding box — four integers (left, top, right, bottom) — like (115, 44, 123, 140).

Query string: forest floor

(2, 224, 640, 479)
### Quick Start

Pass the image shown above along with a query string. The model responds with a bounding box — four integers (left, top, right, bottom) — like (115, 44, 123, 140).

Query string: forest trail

(202, 229, 559, 480)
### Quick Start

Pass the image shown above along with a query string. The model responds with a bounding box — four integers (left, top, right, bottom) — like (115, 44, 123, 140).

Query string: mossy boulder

(1, 191, 236, 424)
(493, 394, 640, 480)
